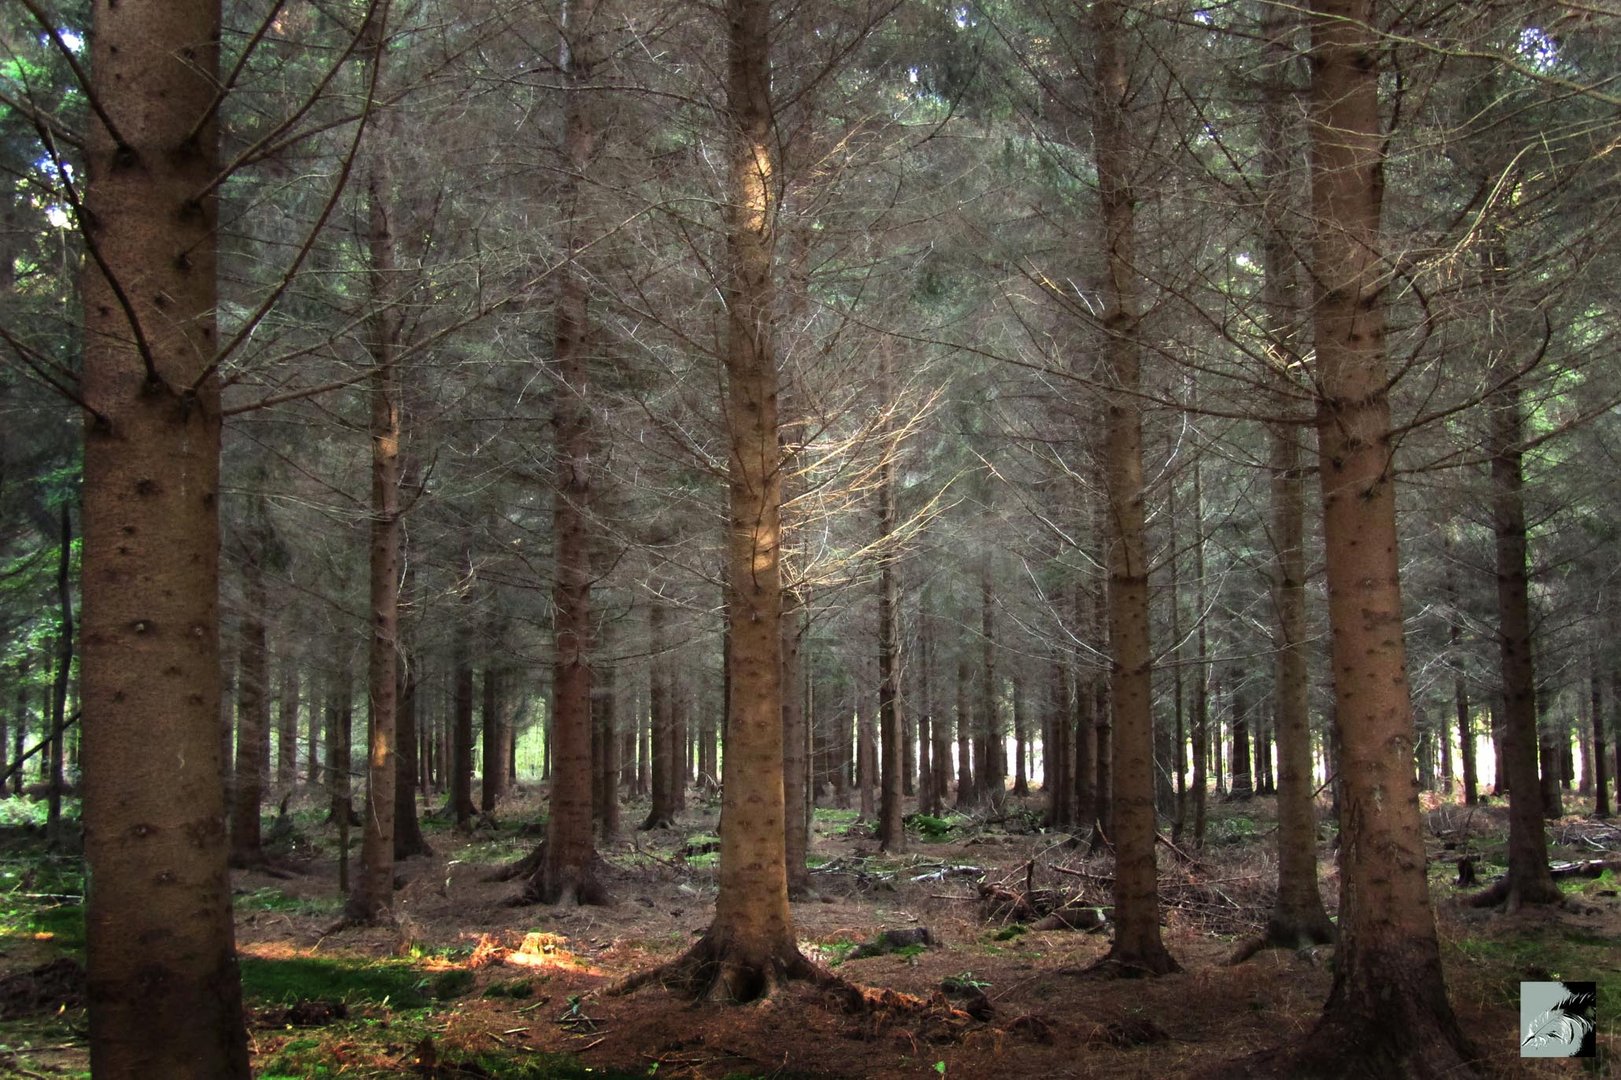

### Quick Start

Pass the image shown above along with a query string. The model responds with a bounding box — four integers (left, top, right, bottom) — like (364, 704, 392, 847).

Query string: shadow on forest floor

(0, 790, 1617, 1078)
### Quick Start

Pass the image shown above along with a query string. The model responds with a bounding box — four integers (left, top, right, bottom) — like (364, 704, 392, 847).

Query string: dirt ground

(218, 789, 1619, 1079)
(0, 788, 1616, 1078)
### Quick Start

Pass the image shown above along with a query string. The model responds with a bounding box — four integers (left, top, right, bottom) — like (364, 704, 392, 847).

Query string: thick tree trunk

(631, 0, 811, 997)
(1279, 2, 1475, 1071)
(536, 0, 605, 906)
(78, 0, 250, 1069)
(481, 668, 507, 813)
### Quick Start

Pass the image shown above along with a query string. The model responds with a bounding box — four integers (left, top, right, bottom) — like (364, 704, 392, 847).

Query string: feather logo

(1520, 986, 1596, 1055)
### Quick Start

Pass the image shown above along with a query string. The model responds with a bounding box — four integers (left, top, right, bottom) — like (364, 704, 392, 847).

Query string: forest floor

(0, 788, 1617, 1078)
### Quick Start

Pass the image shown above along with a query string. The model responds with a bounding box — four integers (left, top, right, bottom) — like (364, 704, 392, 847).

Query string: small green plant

(819, 938, 859, 967)
(991, 924, 1028, 942)
(908, 814, 955, 841)
(943, 971, 989, 991)
(483, 978, 536, 999)
(934, 1062, 947, 1076)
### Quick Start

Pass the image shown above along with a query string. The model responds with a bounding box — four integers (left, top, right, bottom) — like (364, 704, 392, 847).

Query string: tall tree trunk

(1089, 0, 1175, 975)
(1255, 44, 1334, 933)
(78, 0, 250, 1065)
(627, 0, 811, 997)
(1487, 290, 1560, 905)
(534, 0, 605, 906)
(918, 593, 940, 816)
(1279, 1, 1474, 1070)
(1046, 657, 1074, 828)
(351, 74, 403, 919)
(857, 661, 877, 821)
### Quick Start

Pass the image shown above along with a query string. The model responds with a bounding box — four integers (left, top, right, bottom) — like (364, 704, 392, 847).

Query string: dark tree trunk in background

(1593, 661, 1610, 817)
(77, 0, 250, 1066)
(230, 525, 269, 867)
(877, 402, 906, 850)
(594, 661, 619, 841)
(452, 643, 475, 830)
(979, 568, 1005, 805)
(954, 656, 974, 808)
(1229, 682, 1253, 799)
(394, 663, 431, 859)
(328, 661, 355, 826)
(643, 589, 677, 829)
(277, 666, 299, 787)
(783, 590, 811, 894)
(481, 668, 507, 813)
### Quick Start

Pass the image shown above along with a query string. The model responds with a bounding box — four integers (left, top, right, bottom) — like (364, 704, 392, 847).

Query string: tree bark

(1089, 0, 1175, 975)
(481, 668, 507, 813)
(1280, 1, 1475, 1070)
(78, 0, 250, 1069)
(350, 78, 404, 919)
(536, 0, 605, 908)
(632, 0, 810, 997)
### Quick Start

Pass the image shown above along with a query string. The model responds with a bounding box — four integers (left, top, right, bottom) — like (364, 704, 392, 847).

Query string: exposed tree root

(1465, 875, 1566, 912)
(1073, 946, 1180, 979)
(608, 934, 990, 1044)
(485, 843, 545, 883)
(1226, 915, 1336, 966)
(511, 854, 610, 907)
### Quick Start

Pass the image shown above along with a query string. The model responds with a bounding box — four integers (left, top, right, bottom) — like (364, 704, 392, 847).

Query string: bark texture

(1282, 1, 1475, 1072)
(78, 1, 250, 1072)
